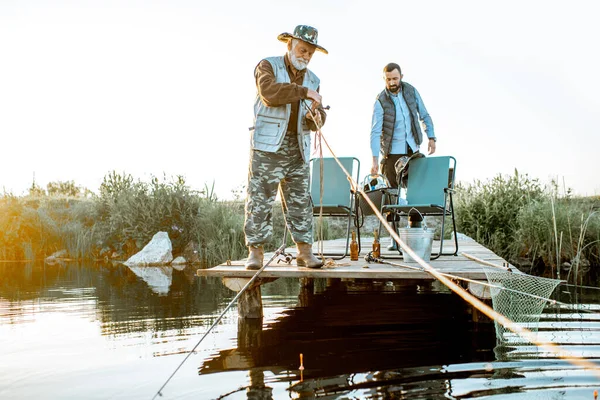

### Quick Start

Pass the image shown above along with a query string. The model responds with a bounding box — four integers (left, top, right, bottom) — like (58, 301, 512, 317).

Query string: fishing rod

(153, 134, 314, 398)
(152, 242, 288, 399)
(154, 102, 325, 396)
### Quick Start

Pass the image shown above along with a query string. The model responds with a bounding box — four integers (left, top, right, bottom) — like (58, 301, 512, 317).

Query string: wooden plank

(197, 236, 511, 281)
(197, 262, 506, 280)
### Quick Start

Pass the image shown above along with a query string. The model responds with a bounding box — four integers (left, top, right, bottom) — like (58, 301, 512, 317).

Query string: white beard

(289, 51, 308, 71)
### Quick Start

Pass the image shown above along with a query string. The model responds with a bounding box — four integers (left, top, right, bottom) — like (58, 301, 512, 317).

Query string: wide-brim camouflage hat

(277, 25, 328, 54)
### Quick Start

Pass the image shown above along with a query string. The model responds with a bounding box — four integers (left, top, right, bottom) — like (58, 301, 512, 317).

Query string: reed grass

(513, 197, 599, 282)
(454, 172, 599, 282)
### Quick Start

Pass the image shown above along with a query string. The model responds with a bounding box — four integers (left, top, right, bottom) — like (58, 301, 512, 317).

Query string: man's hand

(428, 138, 436, 155)
(306, 89, 322, 107)
(371, 157, 379, 175)
(306, 109, 322, 127)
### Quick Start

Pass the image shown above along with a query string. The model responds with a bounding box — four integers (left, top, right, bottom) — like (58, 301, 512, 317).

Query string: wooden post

(238, 285, 263, 319)
(223, 277, 264, 319)
(298, 277, 314, 307)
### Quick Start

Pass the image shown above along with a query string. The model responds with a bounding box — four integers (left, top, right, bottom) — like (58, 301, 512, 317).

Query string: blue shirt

(370, 88, 434, 157)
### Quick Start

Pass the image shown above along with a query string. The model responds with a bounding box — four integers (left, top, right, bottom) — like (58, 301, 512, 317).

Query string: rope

(302, 108, 600, 378)
(304, 101, 327, 261)
(316, 121, 325, 259)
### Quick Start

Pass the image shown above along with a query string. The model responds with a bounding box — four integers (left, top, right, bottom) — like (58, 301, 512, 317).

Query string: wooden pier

(197, 236, 509, 318)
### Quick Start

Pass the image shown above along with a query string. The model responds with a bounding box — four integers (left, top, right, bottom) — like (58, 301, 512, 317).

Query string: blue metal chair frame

(381, 156, 458, 260)
(310, 157, 361, 259)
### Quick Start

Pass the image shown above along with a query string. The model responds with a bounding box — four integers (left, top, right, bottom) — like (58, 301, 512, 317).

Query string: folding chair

(382, 156, 458, 260)
(310, 157, 361, 259)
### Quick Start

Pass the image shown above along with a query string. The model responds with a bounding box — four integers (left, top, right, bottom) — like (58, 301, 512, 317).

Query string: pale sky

(1, 0, 599, 199)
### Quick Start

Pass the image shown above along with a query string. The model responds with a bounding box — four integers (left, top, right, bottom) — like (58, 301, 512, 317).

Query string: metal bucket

(398, 228, 434, 263)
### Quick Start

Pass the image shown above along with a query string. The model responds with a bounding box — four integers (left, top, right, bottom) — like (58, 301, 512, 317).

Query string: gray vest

(251, 56, 320, 163)
(376, 81, 423, 159)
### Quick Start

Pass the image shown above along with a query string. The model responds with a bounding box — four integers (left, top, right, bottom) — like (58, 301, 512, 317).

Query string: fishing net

(484, 270, 562, 343)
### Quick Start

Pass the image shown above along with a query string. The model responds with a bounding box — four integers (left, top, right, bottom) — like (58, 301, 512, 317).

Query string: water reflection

(0, 261, 234, 333)
(127, 265, 173, 295)
(200, 279, 496, 380)
(199, 281, 600, 399)
(2, 262, 600, 399)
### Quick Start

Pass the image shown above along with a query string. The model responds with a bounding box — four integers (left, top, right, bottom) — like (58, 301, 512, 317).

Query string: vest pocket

(255, 115, 285, 137)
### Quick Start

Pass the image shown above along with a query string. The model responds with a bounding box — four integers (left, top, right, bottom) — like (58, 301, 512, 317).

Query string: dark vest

(376, 81, 423, 159)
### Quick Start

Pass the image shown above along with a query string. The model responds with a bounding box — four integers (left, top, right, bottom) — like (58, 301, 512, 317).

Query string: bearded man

(370, 62, 437, 249)
(243, 25, 328, 270)
(370, 62, 436, 187)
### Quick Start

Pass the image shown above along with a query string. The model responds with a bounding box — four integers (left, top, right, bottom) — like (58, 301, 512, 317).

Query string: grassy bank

(0, 173, 343, 267)
(454, 170, 599, 283)
(2, 171, 598, 283)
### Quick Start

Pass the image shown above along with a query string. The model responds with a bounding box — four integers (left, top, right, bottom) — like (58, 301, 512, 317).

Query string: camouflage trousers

(244, 134, 313, 246)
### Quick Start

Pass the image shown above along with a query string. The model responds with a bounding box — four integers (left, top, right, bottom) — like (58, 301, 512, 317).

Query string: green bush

(454, 170, 544, 259)
(47, 180, 83, 197)
(94, 172, 208, 257)
(455, 172, 600, 282)
(0, 172, 361, 264)
(0, 195, 61, 260)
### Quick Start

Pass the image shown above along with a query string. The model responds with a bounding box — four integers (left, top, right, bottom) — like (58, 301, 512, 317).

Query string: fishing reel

(277, 252, 293, 264)
(364, 251, 382, 263)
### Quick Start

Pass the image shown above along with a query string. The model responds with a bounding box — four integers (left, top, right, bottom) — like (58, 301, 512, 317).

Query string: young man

(370, 63, 436, 188)
(370, 63, 437, 249)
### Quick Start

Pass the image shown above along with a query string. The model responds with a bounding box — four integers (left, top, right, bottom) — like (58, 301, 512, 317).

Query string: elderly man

(244, 25, 328, 270)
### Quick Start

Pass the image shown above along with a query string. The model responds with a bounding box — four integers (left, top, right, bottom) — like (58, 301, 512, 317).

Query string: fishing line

(463, 251, 600, 293)
(363, 252, 587, 307)
(461, 252, 514, 271)
(152, 243, 287, 399)
(559, 282, 600, 290)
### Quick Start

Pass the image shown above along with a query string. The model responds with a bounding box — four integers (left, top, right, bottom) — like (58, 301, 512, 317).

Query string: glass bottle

(372, 229, 381, 258)
(350, 230, 359, 261)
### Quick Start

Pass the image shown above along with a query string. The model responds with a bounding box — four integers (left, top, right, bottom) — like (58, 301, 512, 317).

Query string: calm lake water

(1, 261, 600, 399)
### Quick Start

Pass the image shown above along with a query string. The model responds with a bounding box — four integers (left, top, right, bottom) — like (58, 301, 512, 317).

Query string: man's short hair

(383, 63, 402, 74)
